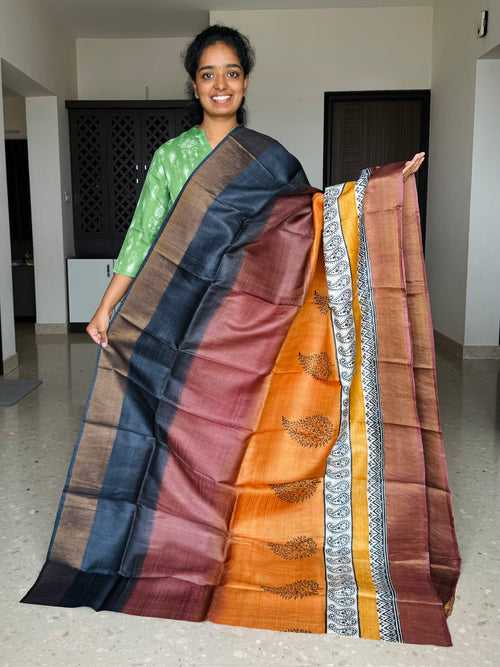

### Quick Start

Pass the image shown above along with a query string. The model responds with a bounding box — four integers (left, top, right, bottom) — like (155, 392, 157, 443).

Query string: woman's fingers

(85, 308, 110, 347)
(86, 318, 109, 347)
(403, 152, 426, 179)
(86, 325, 100, 345)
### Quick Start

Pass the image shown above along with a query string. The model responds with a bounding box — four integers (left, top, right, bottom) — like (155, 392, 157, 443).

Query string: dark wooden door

(107, 109, 142, 256)
(141, 108, 178, 170)
(67, 101, 191, 258)
(175, 106, 196, 136)
(69, 109, 109, 256)
(323, 90, 430, 246)
(5, 139, 33, 255)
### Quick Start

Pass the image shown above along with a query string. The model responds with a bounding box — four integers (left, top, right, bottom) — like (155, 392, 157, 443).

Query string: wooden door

(67, 101, 191, 258)
(175, 106, 195, 135)
(5, 139, 33, 256)
(140, 108, 178, 171)
(323, 90, 430, 246)
(107, 109, 142, 257)
(69, 109, 109, 257)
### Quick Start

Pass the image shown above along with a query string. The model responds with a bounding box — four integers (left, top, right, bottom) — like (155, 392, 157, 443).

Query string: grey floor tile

(1, 322, 498, 667)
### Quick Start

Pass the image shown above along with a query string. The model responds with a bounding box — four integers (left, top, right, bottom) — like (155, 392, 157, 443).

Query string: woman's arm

(86, 148, 170, 347)
(86, 273, 132, 348)
(113, 149, 170, 278)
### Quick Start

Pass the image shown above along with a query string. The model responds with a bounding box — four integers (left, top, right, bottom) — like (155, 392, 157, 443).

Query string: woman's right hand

(86, 306, 111, 348)
(85, 272, 133, 348)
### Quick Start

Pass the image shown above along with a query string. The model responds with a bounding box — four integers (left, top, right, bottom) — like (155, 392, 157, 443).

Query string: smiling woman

(184, 24, 254, 135)
(90, 25, 256, 322)
(21, 21, 460, 649)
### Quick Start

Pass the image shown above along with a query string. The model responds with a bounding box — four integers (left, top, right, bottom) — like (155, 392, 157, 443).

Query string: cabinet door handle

(106, 263, 110, 277)
(135, 163, 139, 170)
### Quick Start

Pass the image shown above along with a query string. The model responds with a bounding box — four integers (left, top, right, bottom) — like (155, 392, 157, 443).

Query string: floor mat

(0, 378, 42, 407)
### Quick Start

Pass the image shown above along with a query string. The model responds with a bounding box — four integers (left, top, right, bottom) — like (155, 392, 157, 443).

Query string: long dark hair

(182, 24, 255, 126)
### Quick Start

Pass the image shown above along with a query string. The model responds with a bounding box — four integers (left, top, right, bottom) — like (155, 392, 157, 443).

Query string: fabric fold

(20, 126, 460, 646)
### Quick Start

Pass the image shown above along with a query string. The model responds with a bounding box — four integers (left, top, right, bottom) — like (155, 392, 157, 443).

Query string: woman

(86, 24, 424, 349)
(22, 25, 459, 646)
(86, 25, 253, 348)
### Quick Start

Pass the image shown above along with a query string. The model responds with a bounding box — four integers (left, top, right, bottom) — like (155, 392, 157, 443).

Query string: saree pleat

(20, 127, 460, 646)
(400, 171, 461, 613)
(360, 164, 461, 644)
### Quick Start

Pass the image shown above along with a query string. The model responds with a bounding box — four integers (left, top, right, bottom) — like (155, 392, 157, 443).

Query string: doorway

(1, 87, 35, 376)
(5, 99, 35, 322)
(323, 90, 430, 246)
(1, 57, 65, 378)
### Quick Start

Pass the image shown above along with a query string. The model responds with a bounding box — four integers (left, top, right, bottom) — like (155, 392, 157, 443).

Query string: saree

(20, 125, 461, 646)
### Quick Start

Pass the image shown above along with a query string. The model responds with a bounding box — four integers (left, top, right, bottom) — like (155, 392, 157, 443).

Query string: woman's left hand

(403, 152, 426, 180)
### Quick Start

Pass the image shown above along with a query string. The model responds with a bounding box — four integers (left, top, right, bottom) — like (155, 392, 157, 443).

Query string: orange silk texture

(209, 193, 346, 633)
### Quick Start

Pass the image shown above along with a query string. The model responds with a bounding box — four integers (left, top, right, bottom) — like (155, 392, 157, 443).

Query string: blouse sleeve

(113, 148, 171, 278)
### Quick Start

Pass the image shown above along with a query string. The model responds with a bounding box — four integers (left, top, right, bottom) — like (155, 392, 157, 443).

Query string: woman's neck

(198, 116, 239, 149)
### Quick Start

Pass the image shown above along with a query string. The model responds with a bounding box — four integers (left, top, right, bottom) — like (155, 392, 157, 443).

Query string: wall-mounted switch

(477, 10, 488, 38)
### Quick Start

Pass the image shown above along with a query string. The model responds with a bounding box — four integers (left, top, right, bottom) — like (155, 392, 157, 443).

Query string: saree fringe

(20, 127, 460, 646)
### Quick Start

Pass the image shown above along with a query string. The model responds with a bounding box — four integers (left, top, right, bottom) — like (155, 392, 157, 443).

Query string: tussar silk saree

(21, 126, 461, 646)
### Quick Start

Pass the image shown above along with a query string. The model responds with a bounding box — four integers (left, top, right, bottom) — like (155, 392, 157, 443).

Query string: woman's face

(193, 41, 248, 121)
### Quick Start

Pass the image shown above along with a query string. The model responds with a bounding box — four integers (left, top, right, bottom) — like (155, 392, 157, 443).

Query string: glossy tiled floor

(1, 322, 499, 667)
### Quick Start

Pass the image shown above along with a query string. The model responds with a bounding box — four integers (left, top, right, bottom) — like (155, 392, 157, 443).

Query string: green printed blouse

(113, 125, 213, 277)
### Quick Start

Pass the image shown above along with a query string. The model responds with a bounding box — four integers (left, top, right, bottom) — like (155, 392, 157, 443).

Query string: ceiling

(42, 0, 434, 38)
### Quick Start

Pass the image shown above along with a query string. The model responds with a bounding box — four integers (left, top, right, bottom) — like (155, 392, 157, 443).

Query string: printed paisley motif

(313, 290, 329, 314)
(282, 415, 334, 448)
(266, 536, 318, 560)
(270, 478, 321, 503)
(261, 579, 321, 599)
(298, 352, 331, 380)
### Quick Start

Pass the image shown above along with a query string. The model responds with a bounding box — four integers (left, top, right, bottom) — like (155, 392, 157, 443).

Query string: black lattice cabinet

(67, 100, 192, 258)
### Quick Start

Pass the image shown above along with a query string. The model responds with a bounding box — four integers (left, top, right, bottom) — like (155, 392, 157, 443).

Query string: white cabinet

(67, 258, 115, 323)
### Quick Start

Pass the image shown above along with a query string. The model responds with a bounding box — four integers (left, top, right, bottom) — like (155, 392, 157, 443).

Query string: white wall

(77, 37, 193, 99)
(210, 7, 433, 187)
(465, 59, 500, 346)
(426, 0, 500, 347)
(0, 66, 16, 366)
(0, 0, 77, 365)
(26, 97, 69, 327)
(76, 8, 433, 187)
(0, 2, 75, 99)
